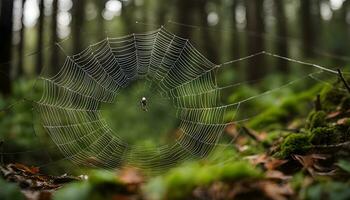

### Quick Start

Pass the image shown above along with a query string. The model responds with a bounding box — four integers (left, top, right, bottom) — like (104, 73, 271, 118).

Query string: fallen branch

(337, 69, 350, 94)
(313, 141, 350, 152)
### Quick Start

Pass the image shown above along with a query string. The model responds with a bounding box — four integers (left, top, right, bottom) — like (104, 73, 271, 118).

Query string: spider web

(22, 26, 345, 174)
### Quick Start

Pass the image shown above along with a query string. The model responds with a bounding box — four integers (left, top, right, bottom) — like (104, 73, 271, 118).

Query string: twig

(337, 69, 350, 94)
(313, 141, 350, 152)
(314, 94, 322, 111)
(241, 126, 262, 142)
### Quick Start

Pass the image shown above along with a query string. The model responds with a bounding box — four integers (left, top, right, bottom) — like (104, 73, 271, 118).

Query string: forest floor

(1, 78, 350, 200)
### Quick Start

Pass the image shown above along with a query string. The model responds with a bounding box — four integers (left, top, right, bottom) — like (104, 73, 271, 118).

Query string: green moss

(217, 161, 262, 181)
(307, 111, 327, 130)
(165, 163, 206, 200)
(279, 133, 312, 158)
(164, 161, 262, 200)
(309, 127, 341, 145)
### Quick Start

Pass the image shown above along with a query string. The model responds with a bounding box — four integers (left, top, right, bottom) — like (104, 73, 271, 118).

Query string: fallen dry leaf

(336, 117, 349, 125)
(1, 163, 81, 200)
(292, 154, 336, 177)
(13, 163, 40, 174)
(327, 111, 342, 119)
(245, 154, 288, 171)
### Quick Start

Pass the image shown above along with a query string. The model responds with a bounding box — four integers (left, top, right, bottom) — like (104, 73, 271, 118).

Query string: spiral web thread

(34, 26, 341, 173)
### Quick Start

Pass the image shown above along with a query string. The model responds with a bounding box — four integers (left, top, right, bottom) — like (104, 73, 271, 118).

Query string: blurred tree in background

(0, 0, 349, 96)
(0, 0, 14, 96)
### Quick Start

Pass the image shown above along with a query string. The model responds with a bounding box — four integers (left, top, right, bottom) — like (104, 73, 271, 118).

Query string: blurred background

(0, 0, 349, 89)
(0, 0, 350, 171)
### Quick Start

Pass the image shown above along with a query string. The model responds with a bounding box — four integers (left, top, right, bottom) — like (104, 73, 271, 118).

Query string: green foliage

(206, 146, 239, 163)
(0, 79, 41, 149)
(290, 172, 306, 192)
(227, 85, 258, 104)
(248, 84, 322, 130)
(248, 106, 289, 130)
(0, 178, 25, 200)
(262, 130, 289, 146)
(337, 160, 350, 174)
(302, 181, 350, 200)
(278, 133, 312, 158)
(54, 182, 92, 200)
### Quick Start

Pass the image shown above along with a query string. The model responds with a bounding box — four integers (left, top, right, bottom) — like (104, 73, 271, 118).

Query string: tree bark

(0, 0, 14, 96)
(18, 0, 26, 77)
(50, 0, 59, 75)
(72, 0, 85, 54)
(231, 0, 240, 61)
(300, 0, 314, 57)
(176, 0, 196, 39)
(245, 0, 265, 80)
(197, 0, 219, 63)
(96, 0, 105, 38)
(156, 0, 168, 26)
(273, 0, 288, 72)
(36, 0, 44, 74)
(121, 0, 136, 34)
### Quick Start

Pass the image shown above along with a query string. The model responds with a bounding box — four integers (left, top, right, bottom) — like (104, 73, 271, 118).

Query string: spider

(140, 97, 148, 112)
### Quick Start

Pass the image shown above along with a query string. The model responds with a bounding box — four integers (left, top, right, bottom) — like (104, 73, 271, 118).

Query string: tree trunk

(176, 0, 196, 39)
(156, 0, 168, 26)
(300, 0, 314, 57)
(121, 1, 136, 34)
(197, 0, 218, 63)
(72, 0, 85, 54)
(50, 0, 59, 75)
(343, 0, 350, 42)
(0, 0, 14, 96)
(95, 0, 105, 38)
(273, 0, 288, 72)
(18, 0, 26, 77)
(36, 0, 44, 74)
(231, 0, 240, 61)
(245, 0, 265, 80)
